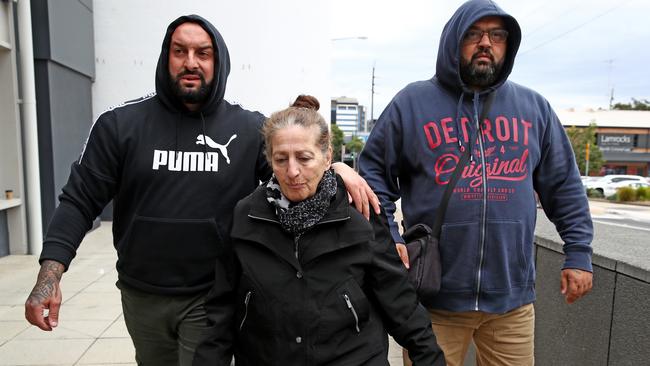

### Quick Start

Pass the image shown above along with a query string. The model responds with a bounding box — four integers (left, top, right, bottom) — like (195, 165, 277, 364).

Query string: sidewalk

(0, 223, 134, 366)
(0, 222, 404, 366)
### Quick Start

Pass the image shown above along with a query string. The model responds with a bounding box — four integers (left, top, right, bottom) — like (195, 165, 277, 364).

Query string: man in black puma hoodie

(25, 15, 378, 366)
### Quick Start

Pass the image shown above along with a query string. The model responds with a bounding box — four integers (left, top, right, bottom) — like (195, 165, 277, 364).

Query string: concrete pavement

(0, 223, 135, 366)
(0, 222, 404, 366)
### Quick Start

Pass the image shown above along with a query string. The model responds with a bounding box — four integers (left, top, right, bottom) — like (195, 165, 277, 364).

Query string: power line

(519, 1, 630, 56)
(524, 3, 584, 38)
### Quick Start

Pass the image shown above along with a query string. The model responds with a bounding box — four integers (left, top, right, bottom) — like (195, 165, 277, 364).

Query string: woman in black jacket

(194, 95, 445, 366)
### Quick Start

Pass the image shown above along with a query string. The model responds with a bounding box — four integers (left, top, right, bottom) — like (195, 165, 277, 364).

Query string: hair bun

(292, 95, 320, 111)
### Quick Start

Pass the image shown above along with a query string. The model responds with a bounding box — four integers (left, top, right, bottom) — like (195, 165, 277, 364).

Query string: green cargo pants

(117, 281, 211, 366)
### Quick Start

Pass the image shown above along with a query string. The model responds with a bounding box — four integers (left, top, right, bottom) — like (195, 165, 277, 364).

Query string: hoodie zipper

(473, 94, 488, 311)
(239, 290, 253, 331)
(343, 294, 360, 333)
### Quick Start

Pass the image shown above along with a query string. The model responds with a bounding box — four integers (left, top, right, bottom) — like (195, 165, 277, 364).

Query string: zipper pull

(343, 294, 360, 333)
(239, 291, 253, 331)
(294, 236, 299, 259)
(344, 294, 353, 309)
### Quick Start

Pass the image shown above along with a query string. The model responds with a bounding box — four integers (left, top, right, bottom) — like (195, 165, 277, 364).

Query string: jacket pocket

(315, 278, 383, 363)
(439, 221, 481, 292)
(336, 279, 371, 334)
(481, 220, 532, 291)
(118, 215, 222, 289)
(235, 278, 277, 363)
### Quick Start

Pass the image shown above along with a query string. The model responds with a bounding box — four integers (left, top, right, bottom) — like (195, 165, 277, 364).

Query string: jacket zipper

(343, 294, 360, 333)
(474, 96, 488, 311)
(239, 290, 252, 331)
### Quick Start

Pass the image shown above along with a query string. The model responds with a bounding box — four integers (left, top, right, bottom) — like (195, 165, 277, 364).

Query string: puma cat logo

(196, 134, 238, 164)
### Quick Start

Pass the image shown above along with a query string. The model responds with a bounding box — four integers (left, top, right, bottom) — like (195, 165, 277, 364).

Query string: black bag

(403, 223, 441, 306)
(402, 91, 496, 306)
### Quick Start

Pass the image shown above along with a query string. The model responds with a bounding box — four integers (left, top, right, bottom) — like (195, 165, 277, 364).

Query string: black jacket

(39, 15, 271, 295)
(194, 178, 445, 366)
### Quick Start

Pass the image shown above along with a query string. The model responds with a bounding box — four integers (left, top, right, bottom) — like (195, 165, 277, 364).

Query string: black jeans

(117, 281, 210, 366)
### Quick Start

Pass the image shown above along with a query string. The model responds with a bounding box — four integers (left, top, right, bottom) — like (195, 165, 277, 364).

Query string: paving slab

(77, 338, 135, 365)
(0, 339, 93, 365)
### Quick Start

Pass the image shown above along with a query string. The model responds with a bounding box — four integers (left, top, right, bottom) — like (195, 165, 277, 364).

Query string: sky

(329, 0, 650, 119)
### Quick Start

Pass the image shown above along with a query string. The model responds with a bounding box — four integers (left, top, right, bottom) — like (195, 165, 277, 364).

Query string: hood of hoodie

(155, 14, 230, 115)
(435, 0, 521, 95)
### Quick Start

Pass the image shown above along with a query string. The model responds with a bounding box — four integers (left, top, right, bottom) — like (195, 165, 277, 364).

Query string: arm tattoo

(28, 260, 65, 304)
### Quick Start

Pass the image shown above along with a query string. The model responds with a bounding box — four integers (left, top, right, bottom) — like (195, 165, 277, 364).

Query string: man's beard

(460, 50, 504, 88)
(170, 71, 212, 104)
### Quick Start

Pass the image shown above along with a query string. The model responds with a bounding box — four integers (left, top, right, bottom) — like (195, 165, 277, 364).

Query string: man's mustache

(176, 70, 205, 79)
(471, 50, 494, 63)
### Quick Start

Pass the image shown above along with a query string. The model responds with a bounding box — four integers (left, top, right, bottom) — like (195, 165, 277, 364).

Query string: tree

(612, 98, 650, 111)
(345, 135, 365, 155)
(566, 122, 604, 176)
(330, 124, 344, 161)
(345, 135, 365, 170)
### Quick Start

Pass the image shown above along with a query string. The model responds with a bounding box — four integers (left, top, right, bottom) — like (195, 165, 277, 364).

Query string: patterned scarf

(265, 169, 337, 237)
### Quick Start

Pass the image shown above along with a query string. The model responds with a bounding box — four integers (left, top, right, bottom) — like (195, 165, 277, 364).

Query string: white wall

(92, 0, 331, 120)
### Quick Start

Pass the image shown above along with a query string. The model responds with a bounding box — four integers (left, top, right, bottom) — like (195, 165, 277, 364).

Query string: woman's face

(270, 125, 332, 202)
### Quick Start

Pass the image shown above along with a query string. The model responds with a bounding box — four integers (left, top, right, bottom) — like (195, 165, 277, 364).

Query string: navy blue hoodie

(39, 15, 271, 295)
(359, 0, 593, 313)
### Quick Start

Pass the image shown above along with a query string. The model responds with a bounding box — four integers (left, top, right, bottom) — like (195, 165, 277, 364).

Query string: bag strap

(430, 91, 496, 238)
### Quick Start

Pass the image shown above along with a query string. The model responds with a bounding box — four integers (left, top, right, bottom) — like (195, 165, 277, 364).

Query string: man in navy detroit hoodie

(359, 1, 593, 365)
(24, 15, 378, 366)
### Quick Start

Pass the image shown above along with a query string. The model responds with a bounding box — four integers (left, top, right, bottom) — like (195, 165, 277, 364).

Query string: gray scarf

(265, 169, 337, 237)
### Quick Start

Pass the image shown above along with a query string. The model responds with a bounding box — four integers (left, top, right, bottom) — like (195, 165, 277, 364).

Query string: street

(587, 200, 650, 232)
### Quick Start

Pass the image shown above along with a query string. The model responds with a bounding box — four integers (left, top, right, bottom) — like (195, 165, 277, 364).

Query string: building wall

(91, 1, 330, 220)
(336, 104, 360, 136)
(31, 0, 95, 230)
(91, 1, 331, 121)
(534, 215, 650, 365)
(559, 110, 650, 176)
(0, 0, 28, 256)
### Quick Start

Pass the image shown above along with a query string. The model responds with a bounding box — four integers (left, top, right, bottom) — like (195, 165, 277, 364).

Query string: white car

(584, 175, 648, 197)
(580, 176, 601, 187)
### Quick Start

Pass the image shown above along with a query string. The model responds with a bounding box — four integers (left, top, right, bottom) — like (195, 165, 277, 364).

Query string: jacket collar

(233, 175, 372, 269)
(246, 175, 350, 224)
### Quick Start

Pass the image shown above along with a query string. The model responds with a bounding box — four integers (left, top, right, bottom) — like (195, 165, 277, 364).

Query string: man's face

(460, 16, 507, 90)
(168, 22, 214, 105)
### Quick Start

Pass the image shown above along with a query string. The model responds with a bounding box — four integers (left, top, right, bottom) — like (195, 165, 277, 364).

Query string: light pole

(370, 63, 376, 133)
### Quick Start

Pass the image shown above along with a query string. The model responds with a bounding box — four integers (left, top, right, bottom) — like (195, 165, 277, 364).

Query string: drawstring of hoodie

(471, 91, 481, 162)
(200, 112, 208, 156)
(454, 91, 484, 162)
(454, 92, 465, 154)
(174, 112, 207, 157)
(174, 114, 181, 152)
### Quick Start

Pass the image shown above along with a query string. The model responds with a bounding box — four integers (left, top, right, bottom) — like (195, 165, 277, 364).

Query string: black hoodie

(40, 15, 271, 295)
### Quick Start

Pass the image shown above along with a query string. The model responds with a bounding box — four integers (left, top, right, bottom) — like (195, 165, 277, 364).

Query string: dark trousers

(117, 281, 210, 366)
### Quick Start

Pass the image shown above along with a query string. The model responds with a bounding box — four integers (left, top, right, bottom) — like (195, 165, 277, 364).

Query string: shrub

(616, 186, 637, 202)
(586, 188, 604, 198)
(637, 186, 650, 201)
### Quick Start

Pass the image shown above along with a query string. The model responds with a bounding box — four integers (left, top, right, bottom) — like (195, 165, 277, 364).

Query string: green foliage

(612, 98, 650, 111)
(586, 188, 604, 198)
(346, 135, 364, 154)
(566, 122, 604, 175)
(636, 186, 650, 201)
(331, 124, 344, 161)
(615, 187, 637, 202)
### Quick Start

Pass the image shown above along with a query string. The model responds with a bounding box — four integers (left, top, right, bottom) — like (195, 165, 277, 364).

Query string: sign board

(598, 134, 635, 151)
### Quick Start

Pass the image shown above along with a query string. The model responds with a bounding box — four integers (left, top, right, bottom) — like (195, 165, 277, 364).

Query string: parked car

(580, 176, 601, 187)
(584, 175, 648, 197)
